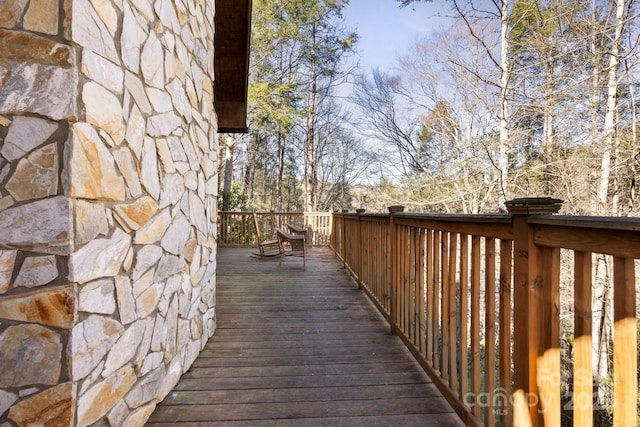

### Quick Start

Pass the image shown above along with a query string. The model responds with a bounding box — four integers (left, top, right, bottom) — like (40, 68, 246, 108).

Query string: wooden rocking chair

(275, 227, 306, 270)
(251, 213, 281, 258)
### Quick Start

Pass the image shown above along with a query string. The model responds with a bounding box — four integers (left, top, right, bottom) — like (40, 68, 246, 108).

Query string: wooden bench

(286, 223, 308, 244)
(276, 227, 306, 270)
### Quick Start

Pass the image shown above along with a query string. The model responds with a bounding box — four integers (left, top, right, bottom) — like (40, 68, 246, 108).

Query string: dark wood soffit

(214, 0, 252, 133)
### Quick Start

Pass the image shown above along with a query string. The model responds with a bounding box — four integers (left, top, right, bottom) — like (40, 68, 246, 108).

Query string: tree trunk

(305, 24, 318, 212)
(624, 60, 638, 212)
(498, 0, 510, 209)
(220, 134, 235, 211)
(598, 0, 625, 215)
(244, 133, 258, 201)
(277, 128, 285, 211)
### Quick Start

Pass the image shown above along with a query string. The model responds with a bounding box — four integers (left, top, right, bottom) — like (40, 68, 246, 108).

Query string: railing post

(506, 197, 562, 427)
(341, 211, 347, 268)
(269, 210, 275, 238)
(355, 210, 365, 289)
(388, 205, 405, 335)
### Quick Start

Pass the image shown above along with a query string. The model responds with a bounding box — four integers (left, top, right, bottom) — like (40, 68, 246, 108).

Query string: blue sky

(342, 0, 454, 72)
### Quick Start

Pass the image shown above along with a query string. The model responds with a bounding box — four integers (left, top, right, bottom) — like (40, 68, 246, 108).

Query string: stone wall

(0, 1, 218, 425)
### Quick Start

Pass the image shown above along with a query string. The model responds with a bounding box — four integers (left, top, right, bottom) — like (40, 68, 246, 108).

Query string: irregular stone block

(83, 81, 125, 144)
(163, 296, 178, 362)
(131, 0, 154, 23)
(141, 31, 164, 88)
(140, 351, 163, 376)
(189, 191, 207, 234)
(161, 214, 191, 255)
(155, 0, 180, 33)
(0, 324, 62, 387)
(79, 279, 116, 314)
(71, 0, 118, 63)
(159, 173, 186, 209)
(147, 88, 173, 114)
(81, 50, 123, 95)
(132, 244, 163, 281)
(0, 0, 28, 28)
(136, 282, 163, 318)
(158, 358, 182, 401)
(67, 122, 126, 201)
(122, 402, 156, 427)
(0, 250, 17, 294)
(0, 390, 18, 418)
(115, 275, 136, 325)
(1, 116, 58, 161)
(134, 316, 155, 368)
(70, 228, 131, 284)
(124, 71, 152, 115)
(121, 2, 146, 74)
(147, 112, 181, 137)
(76, 364, 135, 427)
(113, 147, 143, 197)
(140, 137, 160, 199)
(0, 60, 78, 121)
(102, 320, 145, 377)
(8, 383, 74, 427)
(5, 143, 58, 201)
(89, 0, 118, 36)
(0, 285, 75, 328)
(23, 0, 59, 35)
(14, 255, 58, 288)
(134, 208, 171, 245)
(0, 196, 72, 254)
(124, 365, 164, 408)
(0, 30, 73, 67)
(155, 137, 176, 173)
(70, 314, 124, 380)
(114, 196, 158, 232)
(166, 135, 188, 162)
(74, 199, 109, 245)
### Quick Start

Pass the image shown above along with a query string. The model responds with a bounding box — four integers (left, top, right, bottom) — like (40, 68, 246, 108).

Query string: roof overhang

(214, 0, 252, 133)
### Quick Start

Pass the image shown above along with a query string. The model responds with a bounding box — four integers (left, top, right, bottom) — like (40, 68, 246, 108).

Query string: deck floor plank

(147, 248, 462, 426)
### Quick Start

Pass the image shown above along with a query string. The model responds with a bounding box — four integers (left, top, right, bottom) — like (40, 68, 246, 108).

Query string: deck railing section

(332, 200, 639, 427)
(218, 211, 332, 247)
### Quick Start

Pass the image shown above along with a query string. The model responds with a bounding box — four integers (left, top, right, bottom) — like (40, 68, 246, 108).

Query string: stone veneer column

(0, 1, 219, 426)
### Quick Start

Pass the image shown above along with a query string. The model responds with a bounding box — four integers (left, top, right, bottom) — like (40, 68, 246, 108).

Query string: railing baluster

(535, 245, 561, 426)
(485, 237, 496, 426)
(612, 256, 637, 427)
(426, 229, 434, 364)
(448, 232, 458, 393)
(499, 239, 513, 427)
(433, 230, 442, 374)
(574, 251, 593, 427)
(419, 229, 427, 356)
(442, 232, 450, 382)
(459, 234, 469, 403)
(471, 235, 481, 419)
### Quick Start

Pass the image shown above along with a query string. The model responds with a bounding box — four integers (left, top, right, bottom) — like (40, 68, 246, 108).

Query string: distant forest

(218, 0, 640, 216)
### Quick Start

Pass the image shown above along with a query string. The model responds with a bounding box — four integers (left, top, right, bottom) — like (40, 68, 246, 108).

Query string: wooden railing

(217, 211, 332, 247)
(332, 200, 639, 427)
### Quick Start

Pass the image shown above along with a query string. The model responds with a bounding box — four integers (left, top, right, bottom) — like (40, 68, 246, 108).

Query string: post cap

(505, 197, 563, 215)
(388, 205, 405, 213)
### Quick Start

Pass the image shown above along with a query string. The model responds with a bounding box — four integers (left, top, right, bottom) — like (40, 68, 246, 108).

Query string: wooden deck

(147, 248, 463, 426)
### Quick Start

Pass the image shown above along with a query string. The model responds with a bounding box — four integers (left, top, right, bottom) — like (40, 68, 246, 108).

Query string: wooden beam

(214, 0, 252, 133)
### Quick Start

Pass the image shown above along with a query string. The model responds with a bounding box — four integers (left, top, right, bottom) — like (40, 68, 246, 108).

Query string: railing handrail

(217, 211, 333, 247)
(332, 203, 638, 427)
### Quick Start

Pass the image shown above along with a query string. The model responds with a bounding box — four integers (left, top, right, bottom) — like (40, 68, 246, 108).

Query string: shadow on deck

(147, 248, 463, 426)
